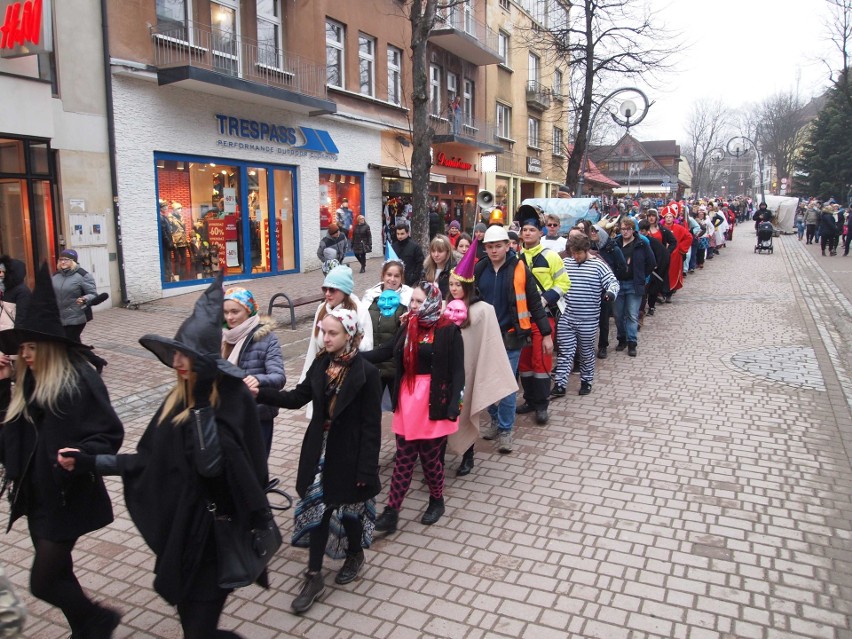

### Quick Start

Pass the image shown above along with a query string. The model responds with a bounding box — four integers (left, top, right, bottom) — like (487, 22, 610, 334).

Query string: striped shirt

(561, 255, 620, 322)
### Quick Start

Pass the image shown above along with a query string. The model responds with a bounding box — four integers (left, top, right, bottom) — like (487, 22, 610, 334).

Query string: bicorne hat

(138, 273, 244, 378)
(514, 203, 546, 229)
(0, 263, 93, 353)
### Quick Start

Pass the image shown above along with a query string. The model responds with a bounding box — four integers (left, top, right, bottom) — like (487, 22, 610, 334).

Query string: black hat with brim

(138, 273, 245, 379)
(0, 262, 94, 354)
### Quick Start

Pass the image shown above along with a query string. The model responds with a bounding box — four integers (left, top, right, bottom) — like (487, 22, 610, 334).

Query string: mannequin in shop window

(169, 202, 189, 281)
(159, 201, 175, 282)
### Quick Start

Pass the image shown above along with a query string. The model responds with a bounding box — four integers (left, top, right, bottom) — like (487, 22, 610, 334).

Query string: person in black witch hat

(0, 263, 124, 639)
(58, 274, 272, 639)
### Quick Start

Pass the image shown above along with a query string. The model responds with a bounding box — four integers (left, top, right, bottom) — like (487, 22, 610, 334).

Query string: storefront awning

(430, 173, 447, 184)
(368, 163, 412, 179)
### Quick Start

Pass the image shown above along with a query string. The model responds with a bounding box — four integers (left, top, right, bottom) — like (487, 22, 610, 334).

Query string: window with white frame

(387, 46, 402, 105)
(211, 0, 239, 74)
(447, 72, 458, 105)
(498, 30, 509, 65)
(553, 69, 563, 98)
(528, 52, 540, 86)
(528, 116, 540, 148)
(326, 19, 345, 88)
(463, 79, 474, 126)
(429, 64, 442, 116)
(496, 103, 511, 139)
(553, 127, 564, 155)
(358, 33, 376, 96)
(256, 0, 282, 69)
(499, 0, 510, 9)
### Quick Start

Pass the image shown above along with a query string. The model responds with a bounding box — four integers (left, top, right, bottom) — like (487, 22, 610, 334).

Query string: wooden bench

(268, 292, 324, 330)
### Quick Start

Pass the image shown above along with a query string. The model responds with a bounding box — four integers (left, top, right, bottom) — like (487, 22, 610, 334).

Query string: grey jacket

(52, 266, 97, 327)
(804, 207, 820, 225)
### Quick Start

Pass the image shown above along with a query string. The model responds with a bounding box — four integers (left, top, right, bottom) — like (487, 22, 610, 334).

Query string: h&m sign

(0, 0, 52, 58)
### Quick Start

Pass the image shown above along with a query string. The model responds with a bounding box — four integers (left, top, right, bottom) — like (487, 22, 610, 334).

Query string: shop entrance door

(246, 166, 297, 274)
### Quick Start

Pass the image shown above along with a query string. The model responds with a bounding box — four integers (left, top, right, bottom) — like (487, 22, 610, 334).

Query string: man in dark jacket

(316, 224, 349, 264)
(475, 225, 551, 454)
(391, 223, 424, 286)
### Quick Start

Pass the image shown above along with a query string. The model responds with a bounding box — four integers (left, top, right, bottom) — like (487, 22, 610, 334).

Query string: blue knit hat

(323, 265, 354, 295)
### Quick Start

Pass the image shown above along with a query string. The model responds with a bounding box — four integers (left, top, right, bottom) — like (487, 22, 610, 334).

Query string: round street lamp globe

(619, 99, 637, 119)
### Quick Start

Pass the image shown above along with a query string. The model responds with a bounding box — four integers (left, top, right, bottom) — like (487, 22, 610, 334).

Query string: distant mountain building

(589, 134, 687, 200)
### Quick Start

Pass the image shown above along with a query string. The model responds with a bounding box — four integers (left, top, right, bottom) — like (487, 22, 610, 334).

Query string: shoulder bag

(208, 502, 282, 589)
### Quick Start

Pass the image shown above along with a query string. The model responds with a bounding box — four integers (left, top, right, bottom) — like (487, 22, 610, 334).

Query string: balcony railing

(431, 114, 503, 151)
(151, 24, 328, 101)
(526, 81, 552, 111)
(430, 7, 501, 65)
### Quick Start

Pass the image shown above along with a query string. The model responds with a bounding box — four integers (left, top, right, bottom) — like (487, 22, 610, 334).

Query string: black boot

(374, 506, 399, 534)
(335, 550, 365, 585)
(457, 447, 474, 477)
(80, 604, 121, 639)
(291, 571, 325, 613)
(421, 497, 445, 525)
(627, 342, 637, 357)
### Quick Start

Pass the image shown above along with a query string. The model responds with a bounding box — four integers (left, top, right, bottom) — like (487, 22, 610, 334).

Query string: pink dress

(392, 375, 458, 440)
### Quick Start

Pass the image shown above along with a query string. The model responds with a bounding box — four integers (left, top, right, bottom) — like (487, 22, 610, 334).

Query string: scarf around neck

(222, 314, 260, 365)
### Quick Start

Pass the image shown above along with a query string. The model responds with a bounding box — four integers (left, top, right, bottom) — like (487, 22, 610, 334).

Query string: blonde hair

(314, 295, 358, 337)
(4, 341, 79, 423)
(158, 369, 220, 426)
(423, 234, 453, 282)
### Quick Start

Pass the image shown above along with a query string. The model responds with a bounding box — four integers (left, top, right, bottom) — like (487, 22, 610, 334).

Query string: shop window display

(319, 170, 363, 236)
(155, 156, 297, 286)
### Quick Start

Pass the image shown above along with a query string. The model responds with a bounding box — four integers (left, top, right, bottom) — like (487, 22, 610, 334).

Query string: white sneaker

(482, 421, 499, 440)
(497, 431, 513, 454)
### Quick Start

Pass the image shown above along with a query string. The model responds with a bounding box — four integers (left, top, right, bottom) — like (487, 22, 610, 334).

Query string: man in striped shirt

(552, 232, 620, 397)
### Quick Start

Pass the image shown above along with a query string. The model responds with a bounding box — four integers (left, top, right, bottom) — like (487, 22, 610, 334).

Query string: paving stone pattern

(3, 236, 852, 639)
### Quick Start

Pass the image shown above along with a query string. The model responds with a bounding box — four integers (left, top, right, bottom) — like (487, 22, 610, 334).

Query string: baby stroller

(755, 222, 774, 254)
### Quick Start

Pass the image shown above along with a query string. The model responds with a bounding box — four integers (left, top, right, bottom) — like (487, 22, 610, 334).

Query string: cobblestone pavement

(3, 233, 852, 639)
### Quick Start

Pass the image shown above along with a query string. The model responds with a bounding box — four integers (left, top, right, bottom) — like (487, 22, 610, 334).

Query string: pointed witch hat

(383, 242, 405, 271)
(450, 237, 478, 283)
(0, 262, 93, 353)
(138, 272, 244, 378)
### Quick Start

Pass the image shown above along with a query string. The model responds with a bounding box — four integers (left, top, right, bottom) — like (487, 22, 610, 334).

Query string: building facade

(105, 0, 506, 302)
(590, 134, 686, 200)
(0, 0, 118, 300)
(482, 0, 571, 217)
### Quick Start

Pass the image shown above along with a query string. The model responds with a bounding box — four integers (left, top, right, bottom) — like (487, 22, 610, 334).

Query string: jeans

(796, 221, 805, 239)
(613, 280, 642, 344)
(488, 347, 521, 432)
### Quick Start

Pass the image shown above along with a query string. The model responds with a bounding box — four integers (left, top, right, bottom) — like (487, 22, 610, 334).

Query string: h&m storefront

(110, 74, 380, 303)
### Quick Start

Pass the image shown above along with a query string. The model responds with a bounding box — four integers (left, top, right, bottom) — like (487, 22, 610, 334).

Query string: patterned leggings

(387, 435, 446, 510)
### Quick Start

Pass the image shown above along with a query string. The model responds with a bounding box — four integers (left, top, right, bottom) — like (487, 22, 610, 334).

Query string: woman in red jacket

(662, 211, 692, 301)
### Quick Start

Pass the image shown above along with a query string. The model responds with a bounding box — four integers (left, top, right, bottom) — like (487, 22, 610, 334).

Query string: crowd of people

(0, 192, 819, 637)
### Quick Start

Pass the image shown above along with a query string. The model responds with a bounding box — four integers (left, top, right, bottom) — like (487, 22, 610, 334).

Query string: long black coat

(0, 356, 123, 540)
(258, 353, 381, 504)
(115, 376, 269, 605)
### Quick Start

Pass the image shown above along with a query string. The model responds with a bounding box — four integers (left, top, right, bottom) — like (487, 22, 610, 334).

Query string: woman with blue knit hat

(298, 266, 373, 414)
(221, 287, 285, 457)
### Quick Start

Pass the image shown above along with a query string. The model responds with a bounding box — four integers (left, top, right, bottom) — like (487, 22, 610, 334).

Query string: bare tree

(681, 99, 731, 197)
(522, 0, 681, 192)
(755, 91, 807, 181)
(825, 0, 852, 106)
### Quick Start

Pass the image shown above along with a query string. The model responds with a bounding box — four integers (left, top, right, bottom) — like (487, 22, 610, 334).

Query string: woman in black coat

(62, 277, 272, 639)
(257, 307, 381, 614)
(0, 264, 124, 638)
(819, 206, 839, 256)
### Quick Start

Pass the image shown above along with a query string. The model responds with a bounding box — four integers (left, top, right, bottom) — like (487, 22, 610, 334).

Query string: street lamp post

(727, 136, 766, 204)
(576, 88, 651, 197)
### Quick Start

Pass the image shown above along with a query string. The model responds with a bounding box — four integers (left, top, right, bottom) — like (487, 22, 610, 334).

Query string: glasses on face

(546, 223, 559, 228)
(322, 286, 338, 294)
(621, 227, 634, 232)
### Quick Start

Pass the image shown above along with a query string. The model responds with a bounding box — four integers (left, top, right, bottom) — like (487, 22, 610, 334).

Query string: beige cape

(447, 301, 518, 455)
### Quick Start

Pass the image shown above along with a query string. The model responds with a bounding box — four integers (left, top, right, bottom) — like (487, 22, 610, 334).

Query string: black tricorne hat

(138, 273, 244, 378)
(0, 262, 93, 353)
(514, 203, 546, 229)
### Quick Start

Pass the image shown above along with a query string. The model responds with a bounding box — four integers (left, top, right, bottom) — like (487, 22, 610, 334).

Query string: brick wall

(111, 76, 382, 303)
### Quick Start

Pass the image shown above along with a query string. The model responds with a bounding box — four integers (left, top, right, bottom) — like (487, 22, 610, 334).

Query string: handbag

(0, 301, 15, 332)
(209, 502, 282, 589)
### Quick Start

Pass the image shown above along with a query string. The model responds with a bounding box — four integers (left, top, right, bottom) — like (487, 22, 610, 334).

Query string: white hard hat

(483, 225, 510, 243)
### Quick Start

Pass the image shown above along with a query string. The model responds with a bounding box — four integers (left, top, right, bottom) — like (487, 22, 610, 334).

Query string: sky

(622, 0, 839, 143)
